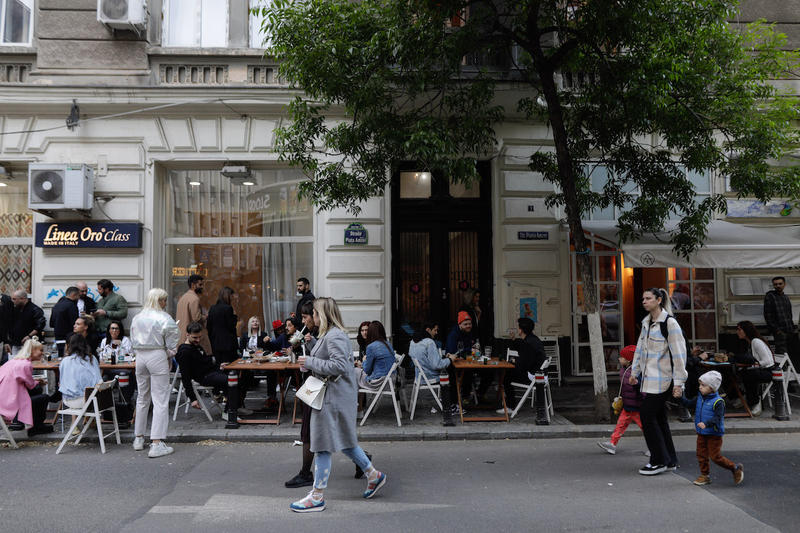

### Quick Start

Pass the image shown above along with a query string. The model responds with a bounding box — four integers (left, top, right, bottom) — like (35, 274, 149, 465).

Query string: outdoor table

(452, 358, 515, 423)
(700, 360, 753, 418)
(225, 358, 301, 425)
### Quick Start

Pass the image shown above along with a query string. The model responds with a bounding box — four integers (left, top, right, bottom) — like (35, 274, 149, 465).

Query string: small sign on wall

(517, 231, 549, 241)
(513, 287, 541, 326)
(344, 222, 368, 245)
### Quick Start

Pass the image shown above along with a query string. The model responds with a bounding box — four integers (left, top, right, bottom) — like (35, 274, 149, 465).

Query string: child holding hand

(598, 345, 644, 455)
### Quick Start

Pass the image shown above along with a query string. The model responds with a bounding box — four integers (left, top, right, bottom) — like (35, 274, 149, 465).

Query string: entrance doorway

(391, 162, 493, 353)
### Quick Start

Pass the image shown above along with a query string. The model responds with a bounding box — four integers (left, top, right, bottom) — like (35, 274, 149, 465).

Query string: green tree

(260, 0, 800, 420)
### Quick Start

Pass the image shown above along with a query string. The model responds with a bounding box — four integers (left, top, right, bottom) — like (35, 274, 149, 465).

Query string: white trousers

(134, 349, 171, 440)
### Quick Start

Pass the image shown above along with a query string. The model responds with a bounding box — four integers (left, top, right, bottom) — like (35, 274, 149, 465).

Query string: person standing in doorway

(207, 287, 239, 364)
(8, 290, 45, 359)
(76, 281, 97, 317)
(630, 288, 688, 476)
(50, 287, 80, 358)
(131, 288, 180, 458)
(763, 276, 799, 369)
(295, 277, 315, 319)
(176, 274, 212, 354)
(94, 279, 128, 336)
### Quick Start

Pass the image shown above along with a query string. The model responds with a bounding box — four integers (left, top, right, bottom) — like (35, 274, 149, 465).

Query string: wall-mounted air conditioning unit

(28, 164, 94, 211)
(97, 0, 147, 31)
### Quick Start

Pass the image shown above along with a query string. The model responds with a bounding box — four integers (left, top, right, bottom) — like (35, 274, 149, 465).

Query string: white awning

(580, 220, 800, 269)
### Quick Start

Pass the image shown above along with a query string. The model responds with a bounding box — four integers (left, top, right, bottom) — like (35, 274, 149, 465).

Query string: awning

(579, 220, 800, 269)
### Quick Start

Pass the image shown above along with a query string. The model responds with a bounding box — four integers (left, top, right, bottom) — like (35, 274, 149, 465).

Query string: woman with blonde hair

(131, 288, 180, 458)
(291, 297, 387, 512)
(0, 336, 52, 435)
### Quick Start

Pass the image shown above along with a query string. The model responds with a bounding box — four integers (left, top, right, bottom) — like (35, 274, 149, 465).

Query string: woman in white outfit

(131, 288, 180, 458)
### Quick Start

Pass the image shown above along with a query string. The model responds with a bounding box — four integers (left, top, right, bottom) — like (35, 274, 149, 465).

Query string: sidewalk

(5, 381, 800, 446)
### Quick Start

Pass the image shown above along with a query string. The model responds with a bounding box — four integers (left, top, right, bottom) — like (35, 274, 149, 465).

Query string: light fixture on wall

(221, 163, 252, 186)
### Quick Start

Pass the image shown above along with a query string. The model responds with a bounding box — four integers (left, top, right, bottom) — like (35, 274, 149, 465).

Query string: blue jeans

(314, 447, 372, 489)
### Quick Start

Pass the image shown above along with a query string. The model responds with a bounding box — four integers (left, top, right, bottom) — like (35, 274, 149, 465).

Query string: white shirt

(77, 298, 85, 314)
(99, 336, 133, 355)
(751, 338, 775, 367)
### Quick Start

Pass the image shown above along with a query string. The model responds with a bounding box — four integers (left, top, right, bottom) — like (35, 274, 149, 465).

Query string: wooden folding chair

(56, 379, 121, 454)
(0, 416, 18, 449)
(359, 354, 405, 427)
(408, 355, 443, 420)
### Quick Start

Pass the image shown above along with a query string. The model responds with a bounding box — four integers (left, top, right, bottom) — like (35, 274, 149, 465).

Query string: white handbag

(297, 375, 328, 410)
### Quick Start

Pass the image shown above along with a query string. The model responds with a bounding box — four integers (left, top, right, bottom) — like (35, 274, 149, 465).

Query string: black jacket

(50, 297, 79, 341)
(176, 343, 218, 402)
(512, 334, 546, 375)
(296, 290, 315, 319)
(79, 295, 97, 315)
(207, 303, 238, 356)
(10, 300, 46, 345)
(0, 294, 12, 343)
(238, 331, 274, 352)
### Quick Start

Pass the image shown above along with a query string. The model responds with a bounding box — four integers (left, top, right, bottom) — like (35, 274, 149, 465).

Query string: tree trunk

(534, 61, 611, 422)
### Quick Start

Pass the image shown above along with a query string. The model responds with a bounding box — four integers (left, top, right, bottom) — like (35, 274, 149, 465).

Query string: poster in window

(513, 287, 541, 324)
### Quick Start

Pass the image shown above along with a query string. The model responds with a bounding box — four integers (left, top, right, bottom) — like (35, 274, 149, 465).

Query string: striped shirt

(631, 310, 688, 394)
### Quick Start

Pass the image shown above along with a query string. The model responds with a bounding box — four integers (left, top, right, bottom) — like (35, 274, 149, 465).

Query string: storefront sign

(35, 222, 142, 248)
(517, 231, 549, 240)
(344, 223, 368, 245)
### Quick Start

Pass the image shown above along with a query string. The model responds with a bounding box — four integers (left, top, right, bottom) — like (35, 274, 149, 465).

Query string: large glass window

(163, 0, 229, 47)
(668, 268, 717, 352)
(0, 0, 32, 45)
(165, 167, 314, 337)
(0, 175, 32, 293)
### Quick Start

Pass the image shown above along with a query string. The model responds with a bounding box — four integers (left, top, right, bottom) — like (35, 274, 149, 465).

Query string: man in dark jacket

(50, 286, 80, 357)
(9, 290, 45, 356)
(503, 317, 546, 406)
(76, 281, 97, 316)
(295, 277, 315, 319)
(176, 322, 251, 421)
(0, 293, 12, 363)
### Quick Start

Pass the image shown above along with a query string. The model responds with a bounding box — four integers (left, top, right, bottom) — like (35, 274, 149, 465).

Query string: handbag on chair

(297, 375, 328, 410)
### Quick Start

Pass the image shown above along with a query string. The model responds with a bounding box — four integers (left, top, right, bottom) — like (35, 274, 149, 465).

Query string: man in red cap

(598, 345, 644, 455)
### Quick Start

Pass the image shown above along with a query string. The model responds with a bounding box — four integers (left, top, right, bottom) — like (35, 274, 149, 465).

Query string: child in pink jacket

(597, 345, 645, 454)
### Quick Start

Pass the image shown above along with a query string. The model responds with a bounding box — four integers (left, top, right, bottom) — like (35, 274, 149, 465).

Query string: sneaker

(750, 402, 762, 417)
(148, 441, 174, 458)
(224, 412, 242, 423)
(290, 491, 325, 513)
(363, 471, 387, 499)
(8, 421, 24, 431)
(666, 463, 679, 472)
(638, 463, 667, 476)
(132, 436, 145, 451)
(733, 464, 744, 485)
(643, 450, 651, 457)
(693, 475, 711, 486)
(237, 408, 254, 416)
(450, 404, 465, 416)
(495, 408, 508, 415)
(285, 472, 314, 488)
(597, 441, 616, 455)
(731, 398, 743, 409)
(355, 452, 373, 479)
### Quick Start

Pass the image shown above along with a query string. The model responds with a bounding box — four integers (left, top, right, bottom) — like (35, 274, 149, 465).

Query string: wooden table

(452, 358, 515, 423)
(700, 361, 752, 418)
(225, 358, 301, 425)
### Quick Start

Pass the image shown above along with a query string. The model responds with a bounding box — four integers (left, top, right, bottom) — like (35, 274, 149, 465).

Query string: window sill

(0, 46, 36, 55)
(147, 46, 270, 58)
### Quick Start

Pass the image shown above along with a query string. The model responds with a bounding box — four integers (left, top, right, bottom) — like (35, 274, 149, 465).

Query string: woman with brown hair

(356, 320, 370, 361)
(735, 320, 775, 416)
(355, 321, 395, 391)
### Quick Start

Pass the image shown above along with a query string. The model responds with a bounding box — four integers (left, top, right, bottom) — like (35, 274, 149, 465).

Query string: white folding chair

(408, 355, 443, 420)
(507, 348, 553, 419)
(762, 353, 799, 415)
(359, 353, 404, 427)
(56, 379, 121, 454)
(172, 378, 222, 422)
(0, 416, 19, 449)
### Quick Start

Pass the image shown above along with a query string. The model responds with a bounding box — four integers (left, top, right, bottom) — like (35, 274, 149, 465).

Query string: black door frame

(390, 161, 493, 350)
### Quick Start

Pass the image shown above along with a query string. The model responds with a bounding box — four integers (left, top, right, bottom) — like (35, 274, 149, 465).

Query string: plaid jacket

(631, 310, 688, 394)
(763, 290, 794, 334)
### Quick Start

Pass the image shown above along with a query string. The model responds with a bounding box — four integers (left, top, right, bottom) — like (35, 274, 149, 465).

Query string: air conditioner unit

(28, 164, 94, 211)
(97, 0, 147, 31)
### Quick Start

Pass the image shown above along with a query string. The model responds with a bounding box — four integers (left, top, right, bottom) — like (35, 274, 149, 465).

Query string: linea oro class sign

(35, 222, 143, 249)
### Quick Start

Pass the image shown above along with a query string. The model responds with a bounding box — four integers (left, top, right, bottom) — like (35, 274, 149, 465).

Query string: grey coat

(304, 327, 358, 453)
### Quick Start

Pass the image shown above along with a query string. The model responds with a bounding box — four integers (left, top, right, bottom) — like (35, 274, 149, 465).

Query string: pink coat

(0, 359, 36, 426)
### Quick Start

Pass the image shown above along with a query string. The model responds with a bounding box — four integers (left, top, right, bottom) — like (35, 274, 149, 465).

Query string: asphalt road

(1, 434, 797, 532)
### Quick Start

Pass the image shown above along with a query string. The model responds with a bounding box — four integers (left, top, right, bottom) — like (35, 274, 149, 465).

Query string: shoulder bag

(297, 375, 328, 410)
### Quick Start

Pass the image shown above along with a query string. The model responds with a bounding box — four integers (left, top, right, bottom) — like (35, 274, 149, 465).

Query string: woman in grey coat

(291, 297, 387, 513)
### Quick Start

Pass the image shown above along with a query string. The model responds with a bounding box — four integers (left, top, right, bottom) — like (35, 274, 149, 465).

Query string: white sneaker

(751, 402, 762, 416)
(132, 436, 145, 451)
(495, 408, 507, 414)
(148, 441, 174, 458)
(643, 450, 651, 457)
(357, 409, 365, 419)
(597, 441, 616, 455)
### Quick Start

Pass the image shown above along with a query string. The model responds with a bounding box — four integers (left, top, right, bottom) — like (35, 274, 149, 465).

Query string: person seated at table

(734, 321, 776, 416)
(281, 317, 304, 356)
(99, 320, 136, 421)
(410, 321, 456, 381)
(177, 321, 252, 421)
(499, 317, 546, 411)
(59, 334, 103, 431)
(355, 321, 395, 391)
(73, 316, 101, 356)
(271, 319, 287, 343)
(356, 321, 370, 362)
(445, 311, 493, 403)
(239, 316, 274, 353)
(0, 336, 52, 436)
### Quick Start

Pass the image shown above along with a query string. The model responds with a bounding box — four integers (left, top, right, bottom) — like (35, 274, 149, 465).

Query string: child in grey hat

(683, 371, 743, 486)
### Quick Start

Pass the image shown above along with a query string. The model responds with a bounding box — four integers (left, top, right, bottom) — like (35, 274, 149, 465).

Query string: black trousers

(742, 367, 773, 406)
(198, 370, 249, 407)
(28, 385, 48, 428)
(640, 386, 678, 467)
(503, 367, 531, 404)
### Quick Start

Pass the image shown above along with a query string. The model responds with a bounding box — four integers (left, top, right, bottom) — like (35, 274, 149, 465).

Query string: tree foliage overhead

(262, 0, 800, 256)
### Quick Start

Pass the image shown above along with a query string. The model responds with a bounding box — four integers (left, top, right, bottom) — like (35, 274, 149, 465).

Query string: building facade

(0, 0, 798, 379)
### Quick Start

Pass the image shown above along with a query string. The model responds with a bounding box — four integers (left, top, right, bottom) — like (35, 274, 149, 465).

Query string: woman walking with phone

(290, 297, 387, 512)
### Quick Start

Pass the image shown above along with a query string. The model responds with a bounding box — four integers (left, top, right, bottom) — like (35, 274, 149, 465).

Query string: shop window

(163, 0, 229, 48)
(166, 168, 313, 238)
(0, 0, 32, 45)
(449, 180, 480, 198)
(668, 268, 716, 352)
(0, 175, 32, 293)
(399, 171, 432, 199)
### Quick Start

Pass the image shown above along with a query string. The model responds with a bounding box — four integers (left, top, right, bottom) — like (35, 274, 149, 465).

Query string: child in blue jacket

(683, 371, 743, 486)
